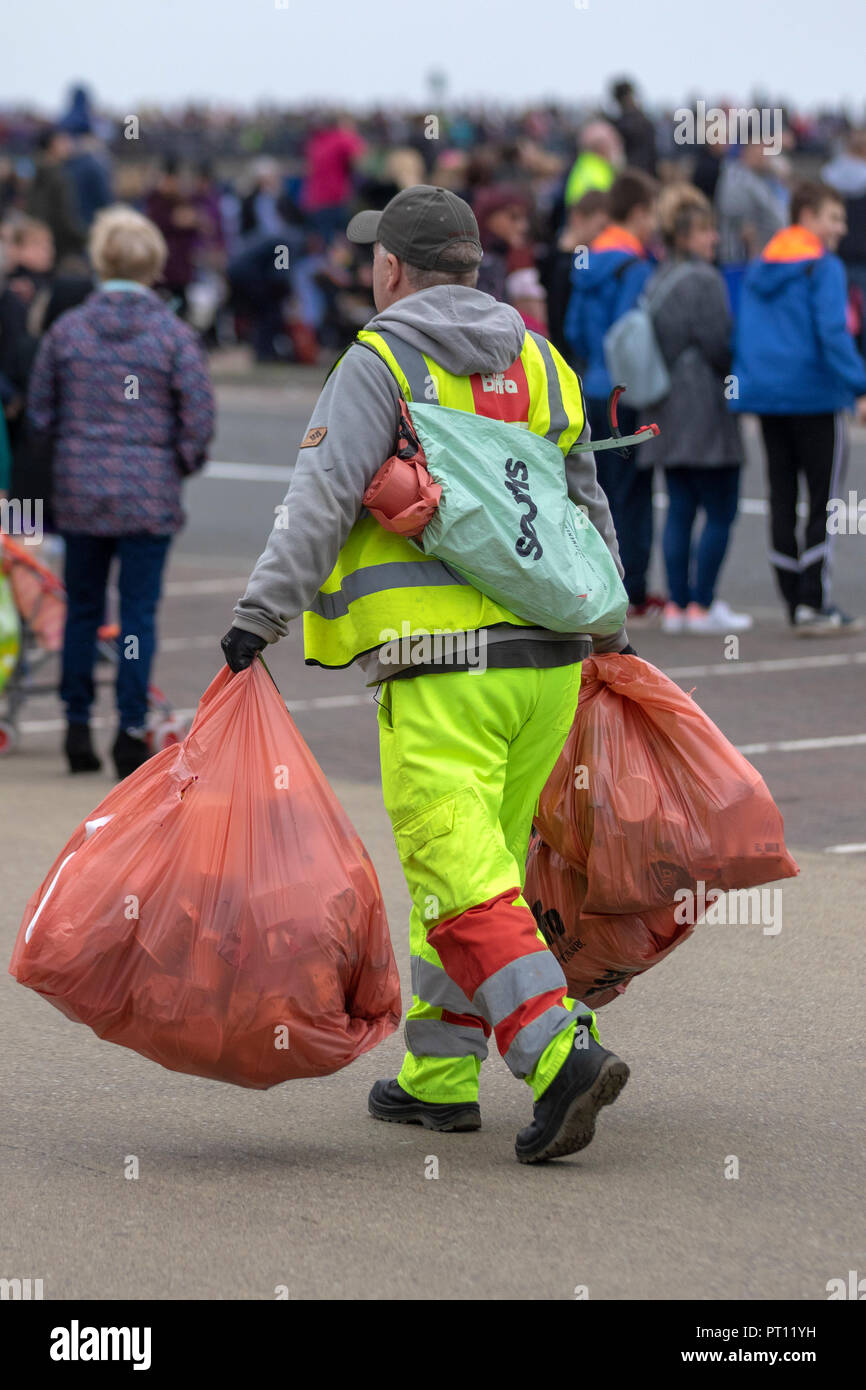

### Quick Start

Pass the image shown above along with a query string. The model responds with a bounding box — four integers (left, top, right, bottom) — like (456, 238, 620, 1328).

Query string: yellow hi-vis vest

(302, 327, 587, 668)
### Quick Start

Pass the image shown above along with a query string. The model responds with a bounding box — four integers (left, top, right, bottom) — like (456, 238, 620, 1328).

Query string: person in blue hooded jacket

(731, 180, 866, 635)
(564, 169, 662, 620)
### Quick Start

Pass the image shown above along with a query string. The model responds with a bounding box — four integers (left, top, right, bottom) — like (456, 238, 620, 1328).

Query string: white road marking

(159, 635, 225, 651)
(18, 648, 866, 738)
(202, 463, 826, 520)
(162, 577, 251, 597)
(737, 733, 866, 755)
(17, 691, 375, 736)
(666, 652, 866, 679)
(154, 643, 866, 679)
(652, 494, 810, 519)
(16, 705, 866, 760)
(170, 552, 263, 570)
(13, 638, 866, 752)
(824, 843, 866, 854)
(203, 462, 291, 482)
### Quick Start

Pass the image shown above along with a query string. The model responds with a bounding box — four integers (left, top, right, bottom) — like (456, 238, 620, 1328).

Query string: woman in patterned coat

(27, 205, 215, 777)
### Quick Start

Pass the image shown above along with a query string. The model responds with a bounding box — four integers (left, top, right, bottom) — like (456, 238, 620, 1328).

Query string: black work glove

(221, 626, 266, 673)
(619, 643, 638, 656)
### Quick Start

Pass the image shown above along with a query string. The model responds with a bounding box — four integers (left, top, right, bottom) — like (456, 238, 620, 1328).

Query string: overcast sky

(5, 0, 865, 113)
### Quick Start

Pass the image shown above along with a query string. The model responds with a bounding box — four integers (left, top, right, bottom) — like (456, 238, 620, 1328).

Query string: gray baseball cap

(346, 185, 483, 271)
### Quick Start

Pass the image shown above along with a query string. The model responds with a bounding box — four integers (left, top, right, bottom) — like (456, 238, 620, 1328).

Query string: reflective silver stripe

(822, 412, 847, 603)
(411, 955, 476, 1014)
(374, 329, 439, 402)
(309, 558, 468, 620)
(472, 950, 567, 1028)
(800, 542, 828, 569)
(503, 1003, 576, 1078)
(405, 1018, 489, 1060)
(528, 330, 569, 445)
(769, 548, 800, 574)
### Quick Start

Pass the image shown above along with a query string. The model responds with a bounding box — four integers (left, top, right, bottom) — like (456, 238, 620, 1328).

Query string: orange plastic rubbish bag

(362, 398, 442, 538)
(525, 833, 695, 1009)
(534, 654, 798, 915)
(9, 662, 401, 1087)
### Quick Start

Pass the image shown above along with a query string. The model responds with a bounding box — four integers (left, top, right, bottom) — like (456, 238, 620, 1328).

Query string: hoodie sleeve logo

(300, 425, 328, 448)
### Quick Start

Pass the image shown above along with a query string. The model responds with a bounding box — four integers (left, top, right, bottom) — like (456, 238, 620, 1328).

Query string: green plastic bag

(0, 571, 20, 695)
(407, 401, 629, 636)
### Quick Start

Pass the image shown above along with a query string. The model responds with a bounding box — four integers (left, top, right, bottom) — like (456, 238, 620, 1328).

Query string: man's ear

(386, 252, 402, 290)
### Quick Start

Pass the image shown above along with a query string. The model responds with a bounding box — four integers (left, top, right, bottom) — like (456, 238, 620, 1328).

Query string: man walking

(731, 180, 866, 633)
(222, 186, 631, 1163)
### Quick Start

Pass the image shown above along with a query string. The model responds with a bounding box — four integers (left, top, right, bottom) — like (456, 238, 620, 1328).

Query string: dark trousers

(307, 204, 349, 246)
(758, 413, 846, 617)
(61, 533, 171, 730)
(238, 282, 288, 362)
(663, 465, 741, 609)
(587, 396, 654, 606)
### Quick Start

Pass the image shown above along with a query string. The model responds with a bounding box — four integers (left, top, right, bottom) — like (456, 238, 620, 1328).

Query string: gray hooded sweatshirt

(232, 285, 628, 680)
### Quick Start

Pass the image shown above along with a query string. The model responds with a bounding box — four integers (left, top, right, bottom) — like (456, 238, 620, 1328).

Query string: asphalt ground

(1, 368, 864, 1300)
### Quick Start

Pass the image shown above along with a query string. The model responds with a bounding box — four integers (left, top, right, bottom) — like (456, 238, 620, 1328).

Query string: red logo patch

(469, 359, 530, 424)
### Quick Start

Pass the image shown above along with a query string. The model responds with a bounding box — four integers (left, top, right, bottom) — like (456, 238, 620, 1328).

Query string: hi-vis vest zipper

(302, 327, 587, 669)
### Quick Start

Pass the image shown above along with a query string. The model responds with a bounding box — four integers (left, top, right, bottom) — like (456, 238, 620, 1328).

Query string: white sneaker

(661, 603, 687, 633)
(793, 604, 864, 636)
(686, 600, 754, 634)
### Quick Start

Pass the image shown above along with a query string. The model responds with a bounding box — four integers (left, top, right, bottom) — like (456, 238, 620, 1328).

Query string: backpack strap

(640, 259, 695, 315)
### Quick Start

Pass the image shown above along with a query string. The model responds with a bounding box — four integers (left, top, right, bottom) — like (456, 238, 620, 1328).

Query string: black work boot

(368, 1079, 481, 1132)
(112, 727, 151, 780)
(515, 1033, 629, 1164)
(64, 722, 101, 773)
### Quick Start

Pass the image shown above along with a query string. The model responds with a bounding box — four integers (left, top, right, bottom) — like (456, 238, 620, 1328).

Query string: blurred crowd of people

(2, 82, 866, 368)
(2, 80, 866, 775)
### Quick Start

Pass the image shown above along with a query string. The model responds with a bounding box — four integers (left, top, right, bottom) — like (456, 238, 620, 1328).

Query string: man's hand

(855, 395, 866, 426)
(221, 626, 266, 673)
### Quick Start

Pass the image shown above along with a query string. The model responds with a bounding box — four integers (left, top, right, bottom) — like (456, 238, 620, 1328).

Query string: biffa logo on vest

(504, 458, 543, 561)
(470, 359, 529, 423)
(481, 372, 517, 395)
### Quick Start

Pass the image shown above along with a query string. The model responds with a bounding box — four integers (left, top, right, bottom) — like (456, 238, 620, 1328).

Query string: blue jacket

(564, 227, 654, 400)
(730, 226, 866, 414)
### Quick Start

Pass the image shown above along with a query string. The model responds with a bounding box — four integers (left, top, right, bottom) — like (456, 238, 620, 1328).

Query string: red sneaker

(626, 594, 667, 625)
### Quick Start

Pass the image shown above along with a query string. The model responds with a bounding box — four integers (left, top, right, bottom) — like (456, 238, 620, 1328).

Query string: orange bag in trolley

(534, 654, 798, 916)
(9, 663, 401, 1087)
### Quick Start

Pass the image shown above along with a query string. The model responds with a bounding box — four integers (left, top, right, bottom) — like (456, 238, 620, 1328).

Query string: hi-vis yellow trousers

(377, 661, 598, 1105)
